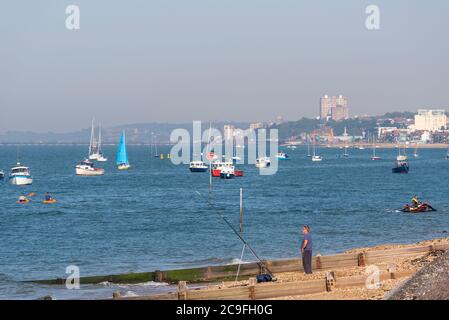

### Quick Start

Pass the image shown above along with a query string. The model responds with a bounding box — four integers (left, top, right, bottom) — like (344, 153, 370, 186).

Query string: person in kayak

(411, 195, 421, 207)
(44, 192, 53, 201)
(18, 195, 28, 203)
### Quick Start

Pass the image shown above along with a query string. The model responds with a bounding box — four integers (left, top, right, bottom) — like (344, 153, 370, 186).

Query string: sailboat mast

(98, 123, 102, 154)
(89, 118, 95, 156)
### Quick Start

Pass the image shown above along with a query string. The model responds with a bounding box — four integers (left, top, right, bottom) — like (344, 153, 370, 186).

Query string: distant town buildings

(413, 109, 447, 132)
(320, 95, 349, 121)
(223, 124, 236, 140)
(249, 122, 264, 130)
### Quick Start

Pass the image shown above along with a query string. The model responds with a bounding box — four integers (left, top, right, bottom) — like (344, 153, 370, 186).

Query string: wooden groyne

(31, 242, 449, 287)
(114, 269, 417, 300)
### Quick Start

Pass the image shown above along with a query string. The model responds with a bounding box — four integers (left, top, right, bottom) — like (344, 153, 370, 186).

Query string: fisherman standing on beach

(301, 225, 313, 274)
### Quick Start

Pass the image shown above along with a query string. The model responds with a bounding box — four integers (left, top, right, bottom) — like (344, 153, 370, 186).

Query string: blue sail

(116, 131, 129, 165)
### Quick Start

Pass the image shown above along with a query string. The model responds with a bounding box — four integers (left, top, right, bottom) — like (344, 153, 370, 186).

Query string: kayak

(43, 199, 57, 204)
(401, 203, 436, 213)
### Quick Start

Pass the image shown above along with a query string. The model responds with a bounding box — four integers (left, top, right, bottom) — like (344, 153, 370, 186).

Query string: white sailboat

(306, 135, 312, 157)
(413, 144, 419, 158)
(88, 119, 101, 161)
(97, 123, 108, 162)
(371, 135, 381, 160)
(311, 139, 322, 162)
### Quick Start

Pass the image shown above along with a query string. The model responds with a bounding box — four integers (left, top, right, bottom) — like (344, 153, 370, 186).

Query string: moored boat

(116, 131, 131, 170)
(189, 161, 208, 172)
(220, 166, 235, 179)
(392, 160, 409, 174)
(9, 163, 33, 185)
(255, 157, 271, 168)
(88, 119, 101, 161)
(212, 161, 234, 177)
(75, 159, 105, 176)
(276, 152, 289, 160)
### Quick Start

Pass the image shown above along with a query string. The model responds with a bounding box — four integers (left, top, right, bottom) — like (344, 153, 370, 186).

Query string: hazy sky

(1, 0, 448, 132)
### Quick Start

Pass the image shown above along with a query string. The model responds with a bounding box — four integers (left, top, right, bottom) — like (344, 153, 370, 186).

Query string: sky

(0, 0, 448, 132)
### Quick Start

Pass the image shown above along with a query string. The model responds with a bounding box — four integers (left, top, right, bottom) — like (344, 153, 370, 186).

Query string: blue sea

(1, 145, 448, 299)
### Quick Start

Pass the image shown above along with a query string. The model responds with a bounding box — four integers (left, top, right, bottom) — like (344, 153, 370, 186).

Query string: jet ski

(401, 203, 436, 213)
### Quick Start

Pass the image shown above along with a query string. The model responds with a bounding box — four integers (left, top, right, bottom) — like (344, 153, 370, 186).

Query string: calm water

(1, 145, 448, 299)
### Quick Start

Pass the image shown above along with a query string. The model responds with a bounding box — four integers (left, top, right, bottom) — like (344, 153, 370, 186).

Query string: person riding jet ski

(411, 195, 421, 207)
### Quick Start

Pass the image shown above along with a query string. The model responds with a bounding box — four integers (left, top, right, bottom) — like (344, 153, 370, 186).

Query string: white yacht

(9, 163, 33, 185)
(255, 157, 271, 168)
(75, 159, 105, 176)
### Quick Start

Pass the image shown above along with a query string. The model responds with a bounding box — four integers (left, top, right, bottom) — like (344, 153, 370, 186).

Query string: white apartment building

(414, 109, 447, 131)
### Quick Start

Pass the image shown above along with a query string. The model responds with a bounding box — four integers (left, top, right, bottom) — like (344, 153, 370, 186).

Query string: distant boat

(0, 170, 4, 180)
(276, 152, 290, 160)
(255, 157, 271, 168)
(371, 135, 381, 160)
(220, 166, 235, 179)
(342, 146, 349, 158)
(311, 139, 322, 162)
(88, 119, 101, 161)
(96, 123, 108, 162)
(75, 159, 105, 176)
(152, 134, 160, 158)
(117, 131, 131, 170)
(413, 145, 419, 158)
(189, 161, 208, 172)
(393, 144, 409, 173)
(306, 135, 312, 157)
(9, 163, 33, 185)
(392, 161, 409, 174)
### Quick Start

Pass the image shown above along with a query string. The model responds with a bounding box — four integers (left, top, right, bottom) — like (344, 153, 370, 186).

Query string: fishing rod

(195, 191, 274, 278)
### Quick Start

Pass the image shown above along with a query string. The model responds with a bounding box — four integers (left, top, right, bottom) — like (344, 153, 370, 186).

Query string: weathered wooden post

(155, 270, 164, 282)
(239, 188, 243, 233)
(325, 271, 335, 292)
(178, 281, 188, 300)
(315, 255, 322, 270)
(248, 277, 256, 300)
(387, 264, 397, 280)
(358, 252, 367, 267)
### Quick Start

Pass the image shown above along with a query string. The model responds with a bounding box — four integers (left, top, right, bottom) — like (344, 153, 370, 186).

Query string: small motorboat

(189, 161, 209, 172)
(392, 160, 409, 174)
(255, 157, 271, 168)
(276, 152, 290, 160)
(401, 203, 436, 213)
(75, 159, 105, 176)
(211, 161, 234, 177)
(9, 163, 33, 185)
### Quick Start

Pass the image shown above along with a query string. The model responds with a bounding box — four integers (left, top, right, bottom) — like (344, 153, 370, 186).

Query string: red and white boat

(211, 161, 243, 177)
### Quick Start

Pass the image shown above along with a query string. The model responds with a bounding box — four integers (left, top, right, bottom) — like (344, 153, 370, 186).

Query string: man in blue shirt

(301, 225, 313, 274)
